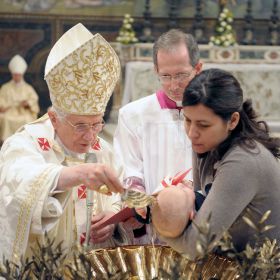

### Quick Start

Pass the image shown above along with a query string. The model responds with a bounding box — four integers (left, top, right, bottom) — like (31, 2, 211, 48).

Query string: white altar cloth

(122, 61, 280, 123)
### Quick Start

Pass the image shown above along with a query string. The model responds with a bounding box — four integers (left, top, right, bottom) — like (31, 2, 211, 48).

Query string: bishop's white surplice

(114, 93, 193, 195)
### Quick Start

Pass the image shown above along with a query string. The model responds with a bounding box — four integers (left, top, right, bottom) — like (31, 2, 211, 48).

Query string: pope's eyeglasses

(158, 69, 194, 85)
(64, 118, 105, 133)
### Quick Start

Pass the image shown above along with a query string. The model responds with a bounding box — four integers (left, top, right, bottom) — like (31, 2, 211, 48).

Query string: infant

(152, 184, 196, 238)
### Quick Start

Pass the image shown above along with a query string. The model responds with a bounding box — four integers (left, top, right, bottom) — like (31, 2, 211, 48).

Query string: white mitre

(8, 54, 28, 74)
(44, 23, 121, 115)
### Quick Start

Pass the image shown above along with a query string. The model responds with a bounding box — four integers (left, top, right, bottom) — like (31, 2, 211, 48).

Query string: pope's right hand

(57, 163, 124, 194)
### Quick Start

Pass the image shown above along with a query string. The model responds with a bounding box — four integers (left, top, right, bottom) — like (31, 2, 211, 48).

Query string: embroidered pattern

(45, 34, 120, 115)
(37, 138, 51, 151)
(92, 138, 101, 150)
(78, 185, 87, 199)
(12, 166, 54, 263)
(121, 189, 156, 208)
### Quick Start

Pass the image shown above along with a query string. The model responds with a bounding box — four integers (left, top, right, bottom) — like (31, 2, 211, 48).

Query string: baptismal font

(64, 244, 239, 279)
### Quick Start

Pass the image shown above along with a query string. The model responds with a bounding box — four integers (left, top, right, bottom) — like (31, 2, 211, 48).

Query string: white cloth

(114, 93, 193, 195)
(122, 61, 159, 106)
(44, 23, 93, 77)
(122, 61, 280, 121)
(0, 114, 130, 263)
(0, 80, 39, 141)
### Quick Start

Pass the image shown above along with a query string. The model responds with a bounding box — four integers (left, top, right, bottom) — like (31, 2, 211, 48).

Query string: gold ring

(98, 184, 109, 194)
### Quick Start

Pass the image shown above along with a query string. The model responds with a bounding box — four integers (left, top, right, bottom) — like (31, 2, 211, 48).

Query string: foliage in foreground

(1, 211, 280, 279)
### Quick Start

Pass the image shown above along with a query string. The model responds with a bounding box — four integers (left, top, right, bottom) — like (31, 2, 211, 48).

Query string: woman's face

(183, 104, 236, 154)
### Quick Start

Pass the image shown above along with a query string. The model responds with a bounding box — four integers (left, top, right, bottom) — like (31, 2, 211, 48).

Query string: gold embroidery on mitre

(45, 34, 120, 115)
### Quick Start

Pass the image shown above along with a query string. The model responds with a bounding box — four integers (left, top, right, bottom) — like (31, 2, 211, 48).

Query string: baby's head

(152, 185, 195, 238)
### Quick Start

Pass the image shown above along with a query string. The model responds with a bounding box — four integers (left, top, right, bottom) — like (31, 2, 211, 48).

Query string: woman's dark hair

(182, 68, 280, 159)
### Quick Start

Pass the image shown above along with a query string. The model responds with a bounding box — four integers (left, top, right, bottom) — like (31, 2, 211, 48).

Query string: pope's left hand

(90, 211, 116, 244)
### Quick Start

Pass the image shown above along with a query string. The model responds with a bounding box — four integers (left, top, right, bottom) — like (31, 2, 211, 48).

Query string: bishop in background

(0, 54, 39, 144)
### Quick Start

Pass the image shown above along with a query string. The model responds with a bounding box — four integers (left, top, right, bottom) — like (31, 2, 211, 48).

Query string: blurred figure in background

(0, 54, 39, 143)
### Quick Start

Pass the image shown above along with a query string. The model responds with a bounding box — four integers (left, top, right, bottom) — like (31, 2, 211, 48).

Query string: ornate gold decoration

(12, 166, 55, 264)
(98, 184, 109, 194)
(121, 189, 156, 208)
(64, 245, 239, 279)
(45, 32, 120, 115)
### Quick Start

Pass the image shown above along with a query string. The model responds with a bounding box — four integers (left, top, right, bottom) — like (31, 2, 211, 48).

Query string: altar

(121, 61, 158, 106)
(122, 61, 280, 119)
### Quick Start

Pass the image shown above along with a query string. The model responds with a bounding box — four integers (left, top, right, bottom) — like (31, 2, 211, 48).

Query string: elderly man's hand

(57, 164, 124, 194)
(90, 211, 116, 244)
(82, 163, 124, 194)
(0, 106, 8, 113)
(20, 100, 30, 109)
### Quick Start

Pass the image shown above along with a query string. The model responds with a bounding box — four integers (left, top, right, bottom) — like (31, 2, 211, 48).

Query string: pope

(0, 23, 132, 264)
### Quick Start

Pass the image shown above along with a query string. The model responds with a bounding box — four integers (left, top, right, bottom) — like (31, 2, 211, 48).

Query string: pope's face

(50, 112, 104, 154)
(155, 43, 201, 102)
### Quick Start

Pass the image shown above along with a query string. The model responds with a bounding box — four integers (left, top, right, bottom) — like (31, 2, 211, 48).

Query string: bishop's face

(12, 73, 23, 83)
